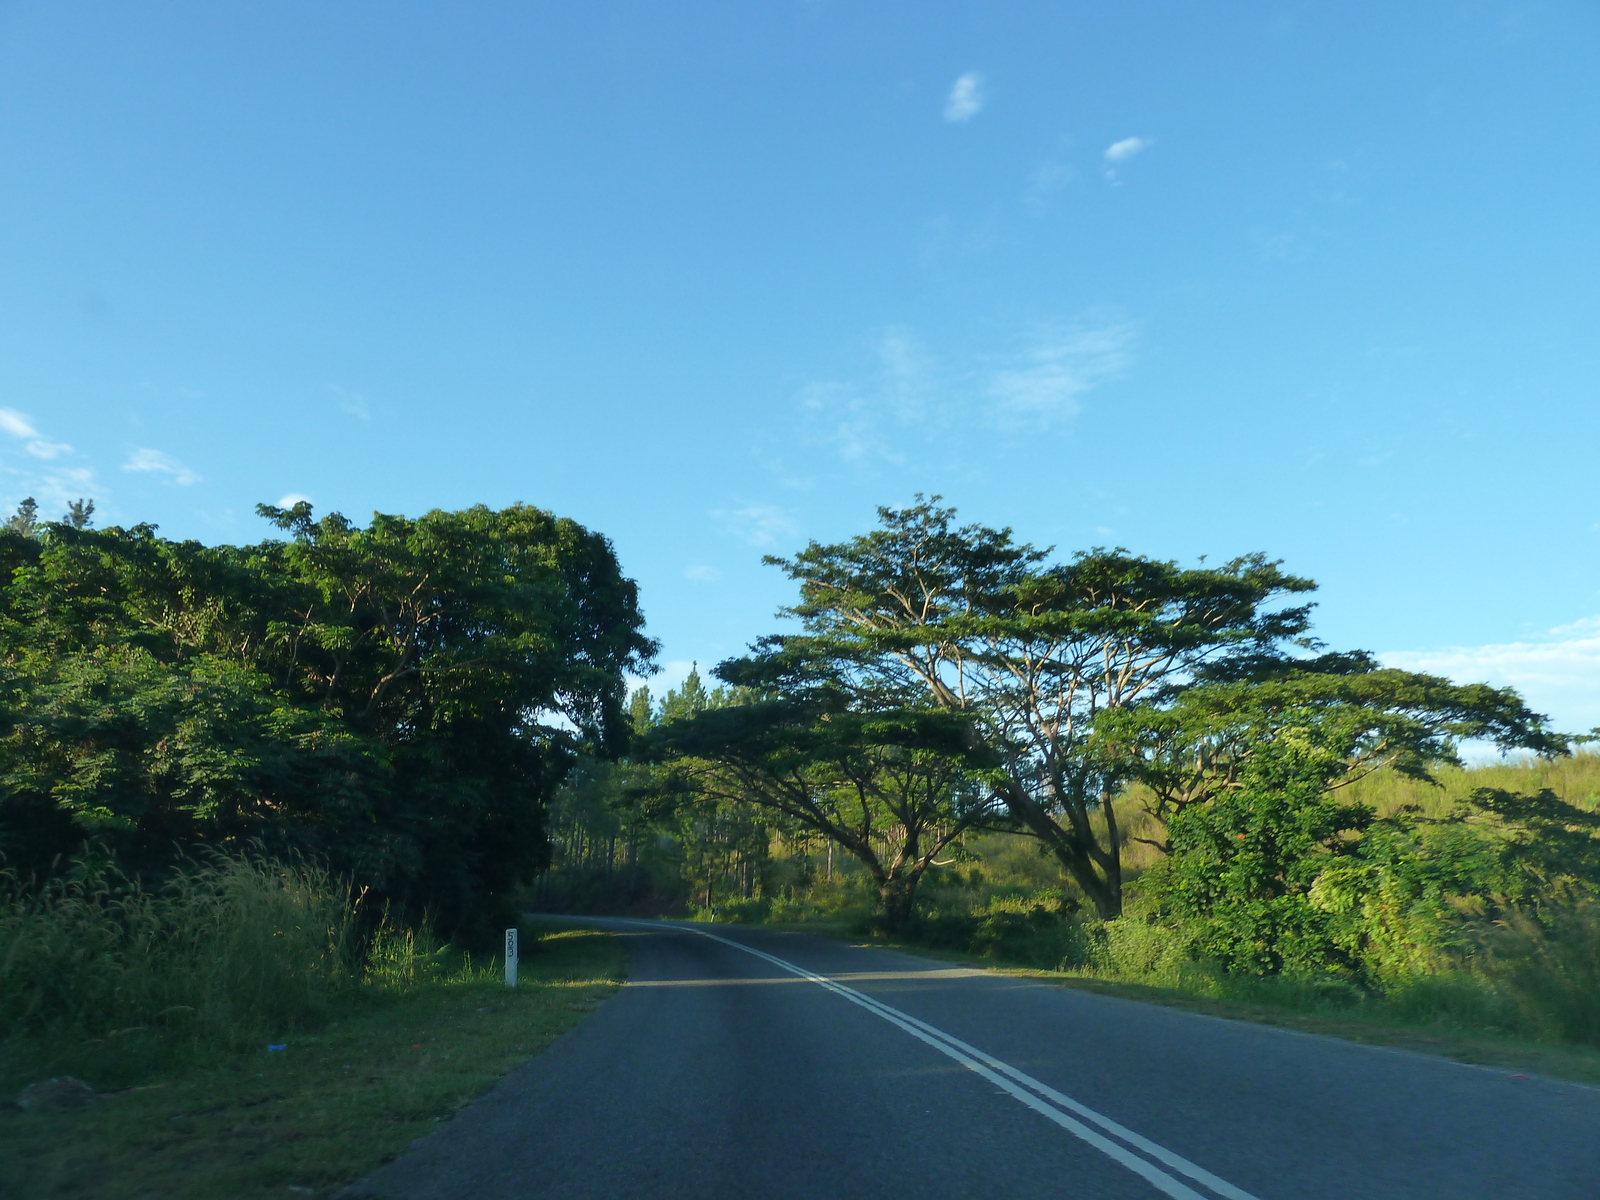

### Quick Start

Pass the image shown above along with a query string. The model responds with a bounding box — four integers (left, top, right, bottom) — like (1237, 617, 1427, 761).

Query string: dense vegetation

(0, 498, 653, 932)
(5, 490, 1599, 1077)
(0, 497, 647, 1194)
(539, 499, 1600, 1049)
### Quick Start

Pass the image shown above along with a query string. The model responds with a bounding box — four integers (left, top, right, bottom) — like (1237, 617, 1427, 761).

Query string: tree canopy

(741, 497, 1564, 918)
(0, 501, 654, 929)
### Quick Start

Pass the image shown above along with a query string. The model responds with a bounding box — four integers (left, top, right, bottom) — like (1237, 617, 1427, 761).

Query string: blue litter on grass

(268, 1043, 288, 1052)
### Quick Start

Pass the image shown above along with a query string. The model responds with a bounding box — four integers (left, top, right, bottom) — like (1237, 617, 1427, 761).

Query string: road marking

(619, 920, 1261, 1200)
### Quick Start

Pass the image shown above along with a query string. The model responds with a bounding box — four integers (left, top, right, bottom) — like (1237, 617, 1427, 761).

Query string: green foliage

(1148, 729, 1369, 976)
(640, 680, 997, 929)
(4, 497, 39, 538)
(0, 502, 654, 925)
(748, 496, 1355, 917)
(0, 852, 357, 1050)
(1139, 719, 1600, 989)
(1099, 668, 1563, 848)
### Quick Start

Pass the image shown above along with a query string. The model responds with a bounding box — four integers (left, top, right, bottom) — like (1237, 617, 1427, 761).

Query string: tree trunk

(1003, 781, 1122, 918)
(877, 875, 917, 932)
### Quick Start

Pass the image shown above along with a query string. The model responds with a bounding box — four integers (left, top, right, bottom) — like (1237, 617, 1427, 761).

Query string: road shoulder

(740, 919, 1600, 1088)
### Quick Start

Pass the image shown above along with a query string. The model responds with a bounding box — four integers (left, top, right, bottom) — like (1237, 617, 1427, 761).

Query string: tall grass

(0, 852, 360, 1051)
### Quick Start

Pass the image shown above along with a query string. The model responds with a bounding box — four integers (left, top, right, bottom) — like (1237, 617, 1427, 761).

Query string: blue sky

(3, 2, 1599, 732)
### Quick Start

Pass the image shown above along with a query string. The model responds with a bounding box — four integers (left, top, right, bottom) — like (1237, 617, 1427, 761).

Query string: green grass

(0, 922, 625, 1200)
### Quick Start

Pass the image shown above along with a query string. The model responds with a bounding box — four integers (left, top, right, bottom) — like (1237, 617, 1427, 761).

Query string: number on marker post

(505, 927, 519, 988)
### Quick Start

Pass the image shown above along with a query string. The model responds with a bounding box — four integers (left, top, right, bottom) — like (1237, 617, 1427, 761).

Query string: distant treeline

(0, 499, 652, 931)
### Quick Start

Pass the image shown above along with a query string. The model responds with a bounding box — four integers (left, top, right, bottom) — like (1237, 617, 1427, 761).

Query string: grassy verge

(754, 920, 1600, 1087)
(0, 921, 625, 1200)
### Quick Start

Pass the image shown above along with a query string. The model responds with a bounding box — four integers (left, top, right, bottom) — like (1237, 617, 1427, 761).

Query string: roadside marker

(505, 927, 519, 988)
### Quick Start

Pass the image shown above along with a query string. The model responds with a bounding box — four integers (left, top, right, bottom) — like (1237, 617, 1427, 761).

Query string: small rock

(17, 1077, 97, 1112)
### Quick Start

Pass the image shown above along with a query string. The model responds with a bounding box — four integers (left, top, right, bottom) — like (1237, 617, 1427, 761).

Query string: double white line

(624, 920, 1261, 1200)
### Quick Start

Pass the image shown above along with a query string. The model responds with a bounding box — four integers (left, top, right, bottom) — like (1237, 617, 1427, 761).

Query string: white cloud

(1382, 620, 1600, 737)
(986, 321, 1135, 425)
(1104, 136, 1150, 162)
(0, 408, 70, 458)
(123, 448, 201, 486)
(277, 492, 313, 509)
(943, 72, 985, 123)
(711, 504, 799, 548)
(0, 408, 40, 439)
(683, 564, 723, 583)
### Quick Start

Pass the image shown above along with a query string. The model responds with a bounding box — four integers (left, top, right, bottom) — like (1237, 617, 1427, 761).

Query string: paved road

(345, 920, 1600, 1200)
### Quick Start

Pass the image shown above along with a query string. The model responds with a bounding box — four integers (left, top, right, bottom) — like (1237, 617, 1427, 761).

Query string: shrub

(1092, 919, 1190, 982)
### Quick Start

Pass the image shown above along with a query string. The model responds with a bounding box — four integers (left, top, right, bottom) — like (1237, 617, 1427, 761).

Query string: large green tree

(0, 502, 654, 927)
(1095, 664, 1565, 854)
(748, 498, 1562, 919)
(640, 671, 997, 929)
(750, 499, 1324, 917)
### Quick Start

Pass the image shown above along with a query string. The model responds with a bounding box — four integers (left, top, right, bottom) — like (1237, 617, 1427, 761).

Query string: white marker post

(504, 927, 519, 989)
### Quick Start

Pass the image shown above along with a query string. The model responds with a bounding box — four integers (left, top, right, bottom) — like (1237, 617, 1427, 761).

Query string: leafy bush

(1091, 919, 1190, 982)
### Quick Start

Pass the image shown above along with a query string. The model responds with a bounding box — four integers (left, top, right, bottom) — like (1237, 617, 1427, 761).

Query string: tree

(4, 497, 38, 538)
(753, 498, 1321, 918)
(641, 678, 997, 929)
(1145, 719, 1596, 981)
(1096, 664, 1565, 854)
(0, 502, 655, 929)
(1148, 725, 1369, 976)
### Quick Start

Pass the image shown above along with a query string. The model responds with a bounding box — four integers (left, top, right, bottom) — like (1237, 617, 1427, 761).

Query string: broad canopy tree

(735, 498, 1562, 919)
(1095, 665, 1565, 855)
(639, 682, 997, 929)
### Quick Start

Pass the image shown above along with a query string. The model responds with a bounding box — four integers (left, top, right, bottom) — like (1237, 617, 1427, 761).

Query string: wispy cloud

(123, 448, 201, 486)
(1102, 136, 1153, 185)
(1023, 138, 1080, 213)
(0, 409, 39, 439)
(329, 384, 370, 421)
(2, 465, 99, 518)
(986, 320, 1135, 426)
(1104, 136, 1150, 162)
(943, 72, 985, 123)
(712, 504, 799, 548)
(276, 492, 313, 509)
(796, 315, 1136, 462)
(0, 407, 74, 460)
(1383, 619, 1600, 737)
(798, 327, 933, 463)
(683, 564, 723, 583)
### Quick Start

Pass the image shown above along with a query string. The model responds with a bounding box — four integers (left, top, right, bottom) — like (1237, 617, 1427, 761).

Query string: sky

(2, 2, 1598, 735)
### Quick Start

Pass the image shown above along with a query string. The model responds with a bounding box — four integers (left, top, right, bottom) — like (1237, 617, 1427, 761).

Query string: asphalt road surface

(344, 920, 1600, 1200)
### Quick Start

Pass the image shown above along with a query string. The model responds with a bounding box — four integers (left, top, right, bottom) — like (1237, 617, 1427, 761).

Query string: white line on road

(618, 920, 1262, 1200)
